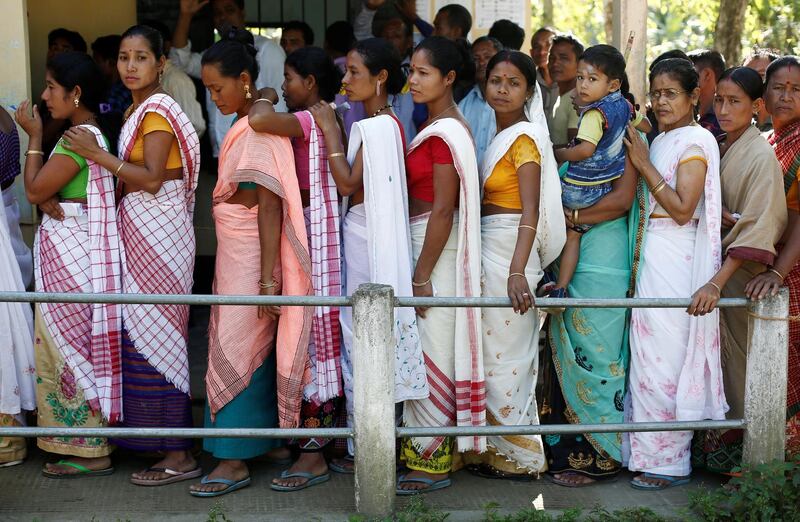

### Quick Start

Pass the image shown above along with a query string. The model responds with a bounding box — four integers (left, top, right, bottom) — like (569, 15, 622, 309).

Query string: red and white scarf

(35, 125, 123, 422)
(117, 94, 200, 394)
(305, 113, 342, 402)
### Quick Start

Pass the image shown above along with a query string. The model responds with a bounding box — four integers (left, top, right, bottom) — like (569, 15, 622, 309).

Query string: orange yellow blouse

(482, 135, 541, 210)
(128, 112, 182, 169)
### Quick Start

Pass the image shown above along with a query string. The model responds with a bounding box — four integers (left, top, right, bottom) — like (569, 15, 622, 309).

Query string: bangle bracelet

(768, 268, 785, 281)
(707, 281, 722, 294)
(572, 208, 579, 225)
(254, 98, 274, 105)
(518, 224, 537, 232)
(24, 150, 44, 157)
(258, 279, 277, 289)
(115, 160, 125, 175)
(651, 179, 667, 195)
(508, 272, 526, 279)
(328, 152, 345, 159)
(411, 278, 430, 287)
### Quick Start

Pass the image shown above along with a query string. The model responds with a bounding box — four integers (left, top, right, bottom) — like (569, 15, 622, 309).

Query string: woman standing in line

(248, 46, 345, 491)
(624, 58, 727, 490)
(61, 25, 201, 486)
(745, 56, 800, 460)
(398, 36, 483, 495)
(463, 50, 565, 480)
(15, 52, 120, 477)
(185, 29, 312, 497)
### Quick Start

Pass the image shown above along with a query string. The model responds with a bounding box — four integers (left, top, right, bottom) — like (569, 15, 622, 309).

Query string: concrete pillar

(352, 283, 395, 517)
(612, 0, 648, 106)
(742, 287, 789, 466)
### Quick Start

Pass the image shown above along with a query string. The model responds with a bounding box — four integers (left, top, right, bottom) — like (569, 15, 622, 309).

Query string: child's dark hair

(550, 34, 584, 60)
(719, 66, 765, 101)
(121, 24, 164, 59)
(765, 56, 800, 87)
(201, 27, 259, 81)
(437, 4, 472, 37)
(353, 38, 406, 95)
(414, 36, 475, 87)
(284, 20, 314, 46)
(286, 47, 343, 103)
(649, 58, 699, 93)
(47, 51, 118, 153)
(486, 50, 536, 91)
(580, 44, 626, 83)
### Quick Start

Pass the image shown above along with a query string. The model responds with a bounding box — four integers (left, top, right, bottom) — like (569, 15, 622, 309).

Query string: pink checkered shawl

(304, 113, 342, 402)
(407, 118, 486, 452)
(117, 94, 200, 394)
(34, 125, 123, 422)
(211, 117, 312, 427)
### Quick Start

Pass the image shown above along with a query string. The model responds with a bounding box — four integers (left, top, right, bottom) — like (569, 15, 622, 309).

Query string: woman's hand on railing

(745, 270, 784, 300)
(687, 282, 721, 316)
(257, 285, 281, 320)
(508, 274, 534, 315)
(412, 281, 433, 318)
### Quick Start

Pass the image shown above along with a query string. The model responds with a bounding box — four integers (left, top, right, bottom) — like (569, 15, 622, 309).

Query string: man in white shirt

(171, 0, 286, 156)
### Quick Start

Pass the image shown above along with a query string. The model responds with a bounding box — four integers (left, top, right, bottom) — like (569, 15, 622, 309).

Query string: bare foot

(397, 470, 449, 492)
(552, 471, 596, 486)
(44, 456, 111, 476)
(190, 460, 249, 494)
(272, 452, 328, 488)
(130, 450, 196, 482)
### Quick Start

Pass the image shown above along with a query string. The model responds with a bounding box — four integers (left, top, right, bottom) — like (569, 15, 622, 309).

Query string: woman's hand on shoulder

(62, 126, 101, 161)
(309, 101, 337, 133)
(687, 281, 721, 316)
(14, 101, 42, 138)
(623, 123, 649, 171)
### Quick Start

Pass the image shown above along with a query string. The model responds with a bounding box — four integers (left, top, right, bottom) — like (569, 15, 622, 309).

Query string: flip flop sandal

(396, 473, 452, 496)
(0, 459, 24, 468)
(42, 460, 115, 479)
(630, 472, 691, 490)
(329, 457, 354, 474)
(189, 475, 252, 498)
(270, 470, 331, 492)
(130, 466, 203, 486)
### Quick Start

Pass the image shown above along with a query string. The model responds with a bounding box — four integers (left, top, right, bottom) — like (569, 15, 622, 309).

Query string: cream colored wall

(27, 0, 137, 102)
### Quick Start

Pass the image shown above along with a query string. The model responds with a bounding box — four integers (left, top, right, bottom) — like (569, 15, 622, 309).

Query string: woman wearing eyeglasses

(622, 58, 727, 490)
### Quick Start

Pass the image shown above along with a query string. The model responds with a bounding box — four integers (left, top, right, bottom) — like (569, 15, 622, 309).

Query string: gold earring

(74, 98, 80, 108)
(158, 71, 163, 84)
(245, 84, 252, 99)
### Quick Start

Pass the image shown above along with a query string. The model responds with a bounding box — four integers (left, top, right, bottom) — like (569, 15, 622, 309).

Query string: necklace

(371, 104, 392, 117)
(74, 114, 97, 127)
(124, 83, 162, 121)
(428, 103, 457, 123)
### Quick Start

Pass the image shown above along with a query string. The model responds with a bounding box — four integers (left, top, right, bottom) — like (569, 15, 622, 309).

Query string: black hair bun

(223, 26, 258, 58)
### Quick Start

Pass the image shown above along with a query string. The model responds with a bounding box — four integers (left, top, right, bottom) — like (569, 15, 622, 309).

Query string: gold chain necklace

(123, 83, 162, 121)
(428, 103, 457, 123)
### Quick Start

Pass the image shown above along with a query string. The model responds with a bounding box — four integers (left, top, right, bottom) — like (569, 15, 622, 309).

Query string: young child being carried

(549, 44, 631, 299)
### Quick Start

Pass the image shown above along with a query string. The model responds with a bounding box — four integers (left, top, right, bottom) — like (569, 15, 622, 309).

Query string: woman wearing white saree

(463, 51, 566, 479)
(624, 58, 727, 490)
(398, 36, 484, 495)
(310, 38, 428, 473)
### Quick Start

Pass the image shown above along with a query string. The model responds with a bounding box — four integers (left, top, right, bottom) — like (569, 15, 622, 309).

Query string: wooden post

(612, 0, 648, 106)
(742, 287, 789, 466)
(352, 283, 395, 517)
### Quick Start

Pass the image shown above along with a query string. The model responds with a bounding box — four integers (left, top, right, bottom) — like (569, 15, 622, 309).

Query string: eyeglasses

(647, 89, 688, 101)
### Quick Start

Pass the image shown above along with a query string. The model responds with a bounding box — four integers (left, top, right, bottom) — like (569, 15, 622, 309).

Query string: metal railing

(0, 286, 790, 516)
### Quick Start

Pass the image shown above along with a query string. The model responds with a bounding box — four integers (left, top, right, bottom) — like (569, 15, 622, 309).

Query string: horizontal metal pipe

(0, 291, 749, 309)
(396, 419, 746, 437)
(0, 427, 353, 439)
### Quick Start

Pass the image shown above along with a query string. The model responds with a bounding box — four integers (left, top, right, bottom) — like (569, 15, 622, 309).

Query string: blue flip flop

(270, 470, 331, 492)
(189, 475, 251, 497)
(396, 473, 452, 496)
(630, 472, 691, 490)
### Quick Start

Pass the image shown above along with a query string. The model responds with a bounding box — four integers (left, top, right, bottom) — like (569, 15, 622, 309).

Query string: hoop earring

(74, 98, 80, 108)
(376, 81, 381, 97)
(245, 84, 252, 99)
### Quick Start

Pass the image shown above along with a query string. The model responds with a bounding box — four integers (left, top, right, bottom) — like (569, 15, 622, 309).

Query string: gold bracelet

(258, 279, 277, 289)
(768, 268, 785, 281)
(518, 224, 537, 232)
(411, 278, 430, 287)
(115, 160, 125, 175)
(572, 208, 579, 225)
(508, 272, 526, 279)
(24, 150, 44, 157)
(651, 178, 667, 195)
(253, 98, 274, 105)
(707, 281, 722, 294)
(328, 152, 345, 159)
